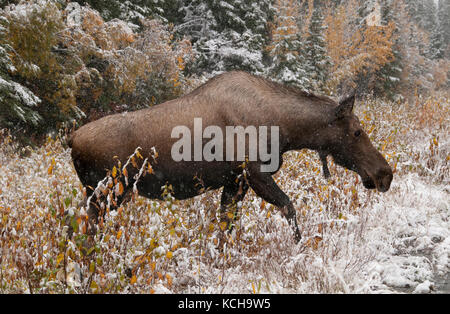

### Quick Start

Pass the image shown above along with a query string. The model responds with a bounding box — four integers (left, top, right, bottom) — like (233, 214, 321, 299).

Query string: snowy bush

(0, 95, 448, 293)
(0, 1, 194, 142)
(0, 0, 70, 140)
(61, 3, 193, 121)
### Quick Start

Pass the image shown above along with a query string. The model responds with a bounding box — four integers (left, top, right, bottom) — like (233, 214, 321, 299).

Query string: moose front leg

(219, 176, 249, 232)
(76, 181, 133, 236)
(246, 167, 301, 242)
(319, 151, 330, 179)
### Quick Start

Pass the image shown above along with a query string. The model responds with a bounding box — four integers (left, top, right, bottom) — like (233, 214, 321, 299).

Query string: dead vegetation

(0, 94, 448, 293)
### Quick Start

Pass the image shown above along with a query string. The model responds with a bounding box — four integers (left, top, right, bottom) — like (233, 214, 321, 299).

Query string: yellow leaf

(166, 251, 173, 259)
(130, 274, 137, 284)
(260, 200, 266, 210)
(220, 221, 227, 231)
(117, 181, 124, 195)
(90, 280, 98, 291)
(47, 157, 56, 175)
(313, 236, 323, 250)
(89, 261, 95, 273)
(56, 253, 64, 266)
(433, 137, 438, 146)
(112, 166, 117, 178)
(117, 229, 123, 240)
(147, 163, 153, 174)
(318, 223, 323, 234)
(166, 274, 172, 287)
(131, 157, 138, 168)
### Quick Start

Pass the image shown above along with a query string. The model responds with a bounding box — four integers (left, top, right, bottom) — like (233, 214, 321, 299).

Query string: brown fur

(70, 71, 393, 242)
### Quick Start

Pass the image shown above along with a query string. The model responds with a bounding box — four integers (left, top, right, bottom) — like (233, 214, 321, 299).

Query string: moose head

(319, 95, 393, 192)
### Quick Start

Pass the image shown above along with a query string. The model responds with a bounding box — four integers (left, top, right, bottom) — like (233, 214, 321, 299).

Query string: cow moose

(70, 71, 393, 242)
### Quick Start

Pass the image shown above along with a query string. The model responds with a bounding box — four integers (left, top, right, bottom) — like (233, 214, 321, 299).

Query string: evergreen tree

(421, 0, 438, 33)
(302, 6, 332, 93)
(372, 0, 403, 98)
(404, 0, 424, 26)
(429, 24, 445, 59)
(268, 0, 309, 89)
(403, 0, 430, 56)
(358, 0, 379, 24)
(0, 15, 41, 130)
(72, 0, 166, 23)
(437, 0, 450, 58)
(179, 0, 273, 75)
(177, 0, 221, 75)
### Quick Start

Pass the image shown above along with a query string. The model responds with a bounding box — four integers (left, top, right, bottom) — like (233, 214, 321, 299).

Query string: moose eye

(354, 130, 361, 137)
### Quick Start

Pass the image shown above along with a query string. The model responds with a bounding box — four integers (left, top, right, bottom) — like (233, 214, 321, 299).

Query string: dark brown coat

(70, 71, 393, 241)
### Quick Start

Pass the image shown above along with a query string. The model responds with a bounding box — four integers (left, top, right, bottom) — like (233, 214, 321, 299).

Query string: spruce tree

(179, 0, 273, 75)
(429, 25, 445, 59)
(0, 11, 41, 130)
(422, 0, 438, 33)
(177, 0, 221, 75)
(302, 7, 332, 93)
(269, 33, 309, 88)
(0, 28, 41, 129)
(267, 0, 309, 89)
(71, 0, 166, 23)
(437, 0, 450, 58)
(372, 0, 403, 99)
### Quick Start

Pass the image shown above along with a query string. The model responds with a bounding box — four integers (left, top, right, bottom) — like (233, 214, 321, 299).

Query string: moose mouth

(360, 169, 392, 192)
(330, 154, 393, 192)
(362, 173, 376, 190)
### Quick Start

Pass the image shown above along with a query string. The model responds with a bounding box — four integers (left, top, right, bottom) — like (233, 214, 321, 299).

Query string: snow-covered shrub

(0, 1, 194, 142)
(0, 0, 78, 141)
(0, 95, 448, 293)
(0, 24, 42, 129)
(61, 2, 193, 122)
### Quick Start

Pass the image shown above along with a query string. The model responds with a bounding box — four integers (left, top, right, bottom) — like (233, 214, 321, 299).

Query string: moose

(70, 71, 393, 242)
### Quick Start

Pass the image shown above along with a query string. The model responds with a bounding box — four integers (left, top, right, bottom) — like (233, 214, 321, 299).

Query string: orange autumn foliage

(323, 1, 395, 93)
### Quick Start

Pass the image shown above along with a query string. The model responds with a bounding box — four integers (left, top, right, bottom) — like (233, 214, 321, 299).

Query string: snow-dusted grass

(0, 95, 448, 294)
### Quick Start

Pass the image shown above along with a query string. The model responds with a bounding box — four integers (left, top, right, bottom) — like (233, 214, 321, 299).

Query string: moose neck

(277, 97, 333, 154)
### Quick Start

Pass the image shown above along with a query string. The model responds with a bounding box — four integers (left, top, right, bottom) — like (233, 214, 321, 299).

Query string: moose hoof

(294, 230, 302, 243)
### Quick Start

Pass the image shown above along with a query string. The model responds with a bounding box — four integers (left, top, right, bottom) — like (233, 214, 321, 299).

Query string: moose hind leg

(219, 176, 249, 232)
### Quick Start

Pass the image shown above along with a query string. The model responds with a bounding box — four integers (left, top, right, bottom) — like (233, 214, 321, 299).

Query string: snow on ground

(0, 96, 448, 293)
(359, 173, 449, 293)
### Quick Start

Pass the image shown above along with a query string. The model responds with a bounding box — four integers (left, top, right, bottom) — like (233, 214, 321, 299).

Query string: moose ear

(335, 94, 355, 119)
